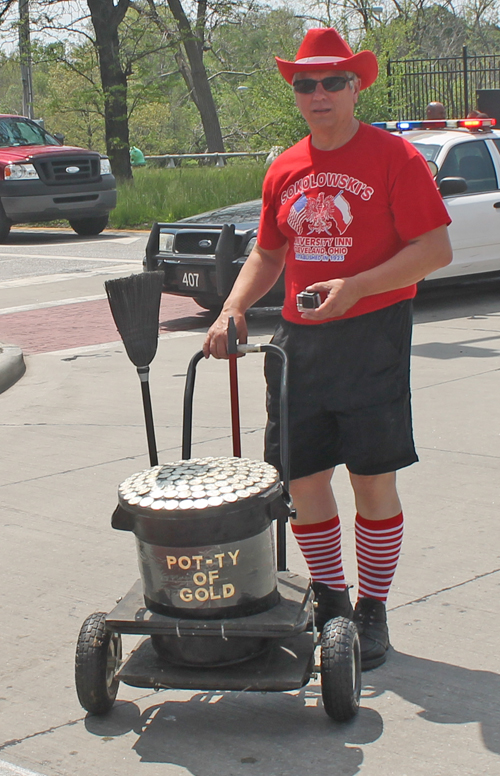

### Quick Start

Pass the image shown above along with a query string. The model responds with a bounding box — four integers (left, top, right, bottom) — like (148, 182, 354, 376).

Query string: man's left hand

(300, 277, 361, 320)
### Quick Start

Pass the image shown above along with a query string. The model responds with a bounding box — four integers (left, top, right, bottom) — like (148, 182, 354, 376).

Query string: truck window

(0, 118, 60, 148)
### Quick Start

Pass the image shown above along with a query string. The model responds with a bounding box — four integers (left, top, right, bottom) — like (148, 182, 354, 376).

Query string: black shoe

(311, 582, 354, 633)
(353, 598, 390, 671)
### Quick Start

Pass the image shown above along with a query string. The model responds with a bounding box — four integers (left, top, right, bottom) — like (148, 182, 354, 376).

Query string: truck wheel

(75, 612, 122, 714)
(69, 215, 109, 236)
(321, 617, 361, 722)
(0, 203, 12, 242)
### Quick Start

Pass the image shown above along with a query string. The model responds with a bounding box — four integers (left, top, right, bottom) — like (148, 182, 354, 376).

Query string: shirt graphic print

(287, 190, 354, 262)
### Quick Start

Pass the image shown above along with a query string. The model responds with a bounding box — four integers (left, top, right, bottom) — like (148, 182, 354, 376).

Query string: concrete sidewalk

(0, 287, 499, 776)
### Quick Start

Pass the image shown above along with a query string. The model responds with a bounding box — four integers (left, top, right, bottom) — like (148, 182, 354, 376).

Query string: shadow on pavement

(411, 333, 500, 359)
(83, 649, 499, 772)
(84, 686, 381, 775)
(415, 278, 500, 324)
(159, 309, 282, 337)
(365, 650, 500, 754)
(6, 229, 136, 245)
(160, 311, 212, 332)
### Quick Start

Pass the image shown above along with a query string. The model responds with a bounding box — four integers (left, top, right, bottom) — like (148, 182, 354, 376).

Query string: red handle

(229, 354, 241, 457)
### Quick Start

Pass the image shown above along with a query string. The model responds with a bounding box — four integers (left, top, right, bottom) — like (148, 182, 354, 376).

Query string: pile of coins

(118, 457, 279, 512)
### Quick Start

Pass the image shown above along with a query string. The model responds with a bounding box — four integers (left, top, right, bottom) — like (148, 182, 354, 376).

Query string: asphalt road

(1, 228, 499, 776)
(0, 227, 209, 355)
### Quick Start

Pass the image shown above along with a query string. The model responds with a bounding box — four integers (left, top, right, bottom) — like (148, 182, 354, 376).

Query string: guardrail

(144, 151, 271, 167)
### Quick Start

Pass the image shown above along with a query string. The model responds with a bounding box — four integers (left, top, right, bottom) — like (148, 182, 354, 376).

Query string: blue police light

(373, 118, 496, 133)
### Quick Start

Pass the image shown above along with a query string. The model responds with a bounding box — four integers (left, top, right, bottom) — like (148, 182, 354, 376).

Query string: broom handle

(137, 366, 158, 467)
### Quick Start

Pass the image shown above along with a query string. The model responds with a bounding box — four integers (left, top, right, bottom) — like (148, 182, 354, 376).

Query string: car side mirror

(427, 160, 438, 177)
(53, 132, 64, 145)
(439, 177, 468, 196)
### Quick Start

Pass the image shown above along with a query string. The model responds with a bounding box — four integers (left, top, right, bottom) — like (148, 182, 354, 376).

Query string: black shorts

(264, 300, 418, 480)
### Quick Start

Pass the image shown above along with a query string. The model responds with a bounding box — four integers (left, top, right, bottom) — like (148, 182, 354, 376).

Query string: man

(426, 101, 446, 119)
(204, 28, 452, 670)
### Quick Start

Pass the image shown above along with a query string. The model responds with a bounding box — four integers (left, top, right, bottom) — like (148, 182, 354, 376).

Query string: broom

(105, 271, 164, 467)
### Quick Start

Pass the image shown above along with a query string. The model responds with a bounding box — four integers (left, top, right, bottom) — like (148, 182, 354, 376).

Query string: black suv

(144, 199, 284, 312)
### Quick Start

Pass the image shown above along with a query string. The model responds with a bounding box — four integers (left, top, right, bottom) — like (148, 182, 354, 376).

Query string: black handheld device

(296, 291, 321, 312)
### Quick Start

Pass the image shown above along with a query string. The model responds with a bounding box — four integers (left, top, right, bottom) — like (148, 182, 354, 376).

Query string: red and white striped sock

(355, 512, 404, 603)
(291, 515, 346, 591)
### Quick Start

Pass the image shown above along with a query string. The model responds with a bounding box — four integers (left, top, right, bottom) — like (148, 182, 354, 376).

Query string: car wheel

(69, 215, 109, 236)
(75, 612, 122, 714)
(194, 297, 222, 314)
(321, 617, 361, 722)
(0, 202, 12, 242)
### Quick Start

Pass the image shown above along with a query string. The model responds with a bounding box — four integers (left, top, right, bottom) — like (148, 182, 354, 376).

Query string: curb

(0, 344, 26, 394)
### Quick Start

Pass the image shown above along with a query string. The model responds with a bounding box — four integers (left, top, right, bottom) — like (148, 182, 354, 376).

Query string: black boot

(311, 582, 354, 633)
(353, 597, 390, 670)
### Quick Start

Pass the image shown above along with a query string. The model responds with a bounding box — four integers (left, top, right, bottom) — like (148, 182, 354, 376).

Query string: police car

(145, 117, 500, 311)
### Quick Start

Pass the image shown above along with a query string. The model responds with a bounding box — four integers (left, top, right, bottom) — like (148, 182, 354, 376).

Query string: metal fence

(387, 47, 500, 119)
(145, 151, 270, 167)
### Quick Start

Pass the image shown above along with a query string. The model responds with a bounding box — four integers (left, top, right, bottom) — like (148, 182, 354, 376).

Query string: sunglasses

(292, 76, 353, 94)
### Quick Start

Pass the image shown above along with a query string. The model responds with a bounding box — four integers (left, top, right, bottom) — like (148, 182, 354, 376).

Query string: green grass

(109, 164, 267, 229)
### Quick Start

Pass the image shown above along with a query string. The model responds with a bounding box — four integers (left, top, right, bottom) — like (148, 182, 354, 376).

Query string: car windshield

(0, 117, 60, 148)
(411, 142, 441, 162)
(182, 199, 262, 224)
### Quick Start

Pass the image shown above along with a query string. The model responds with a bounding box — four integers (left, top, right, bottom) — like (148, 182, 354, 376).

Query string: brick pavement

(0, 294, 207, 355)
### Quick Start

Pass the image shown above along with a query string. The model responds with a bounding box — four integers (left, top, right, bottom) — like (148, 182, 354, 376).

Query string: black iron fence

(387, 47, 500, 119)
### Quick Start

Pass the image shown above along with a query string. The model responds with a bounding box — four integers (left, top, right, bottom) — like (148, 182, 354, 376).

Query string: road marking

(0, 294, 107, 315)
(0, 252, 140, 262)
(0, 265, 138, 289)
(0, 236, 142, 248)
(0, 760, 47, 776)
(42, 329, 200, 356)
(54, 235, 142, 245)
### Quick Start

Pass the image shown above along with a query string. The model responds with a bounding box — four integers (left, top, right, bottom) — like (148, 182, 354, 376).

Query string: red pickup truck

(0, 114, 117, 241)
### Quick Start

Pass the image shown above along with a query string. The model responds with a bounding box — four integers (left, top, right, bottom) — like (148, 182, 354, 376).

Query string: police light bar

(372, 118, 497, 131)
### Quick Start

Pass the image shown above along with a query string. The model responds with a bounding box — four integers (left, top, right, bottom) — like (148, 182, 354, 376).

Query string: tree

(137, 0, 225, 153)
(87, 0, 132, 179)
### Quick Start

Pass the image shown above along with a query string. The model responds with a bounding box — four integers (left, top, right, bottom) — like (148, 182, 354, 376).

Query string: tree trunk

(87, 0, 132, 180)
(167, 0, 225, 153)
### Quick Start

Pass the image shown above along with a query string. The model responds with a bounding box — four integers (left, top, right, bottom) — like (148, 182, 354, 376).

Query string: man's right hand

(203, 309, 248, 359)
(202, 241, 287, 358)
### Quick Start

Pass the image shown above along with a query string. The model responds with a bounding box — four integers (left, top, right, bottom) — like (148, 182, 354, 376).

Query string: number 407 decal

(182, 272, 199, 288)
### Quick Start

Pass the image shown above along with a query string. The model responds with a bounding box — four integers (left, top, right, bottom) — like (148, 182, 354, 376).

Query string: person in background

(426, 101, 446, 119)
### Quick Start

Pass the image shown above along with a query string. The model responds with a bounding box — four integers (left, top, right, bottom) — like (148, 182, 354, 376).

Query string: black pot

(150, 634, 270, 667)
(113, 457, 290, 620)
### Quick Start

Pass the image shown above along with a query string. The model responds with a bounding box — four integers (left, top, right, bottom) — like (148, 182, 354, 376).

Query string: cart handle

(182, 345, 290, 492)
(237, 343, 290, 494)
(181, 342, 291, 573)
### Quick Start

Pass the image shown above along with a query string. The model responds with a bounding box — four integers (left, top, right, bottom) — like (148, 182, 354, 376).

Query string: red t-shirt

(257, 122, 451, 324)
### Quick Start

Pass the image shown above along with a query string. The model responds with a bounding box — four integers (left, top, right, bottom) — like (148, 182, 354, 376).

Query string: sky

(1, 0, 92, 53)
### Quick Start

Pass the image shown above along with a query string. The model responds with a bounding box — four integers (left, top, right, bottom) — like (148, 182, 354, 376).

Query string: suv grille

(175, 231, 218, 255)
(34, 156, 101, 185)
(175, 230, 244, 256)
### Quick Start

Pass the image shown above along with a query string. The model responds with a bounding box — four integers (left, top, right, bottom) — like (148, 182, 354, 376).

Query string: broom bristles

(105, 271, 164, 367)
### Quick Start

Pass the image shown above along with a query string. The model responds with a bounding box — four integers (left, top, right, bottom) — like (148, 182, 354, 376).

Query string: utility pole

(18, 0, 34, 118)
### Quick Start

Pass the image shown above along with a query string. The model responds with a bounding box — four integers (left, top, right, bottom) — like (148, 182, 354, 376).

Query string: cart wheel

(320, 617, 361, 722)
(75, 612, 122, 714)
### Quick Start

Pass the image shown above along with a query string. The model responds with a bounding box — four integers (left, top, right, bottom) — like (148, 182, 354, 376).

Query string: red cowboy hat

(275, 28, 378, 90)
